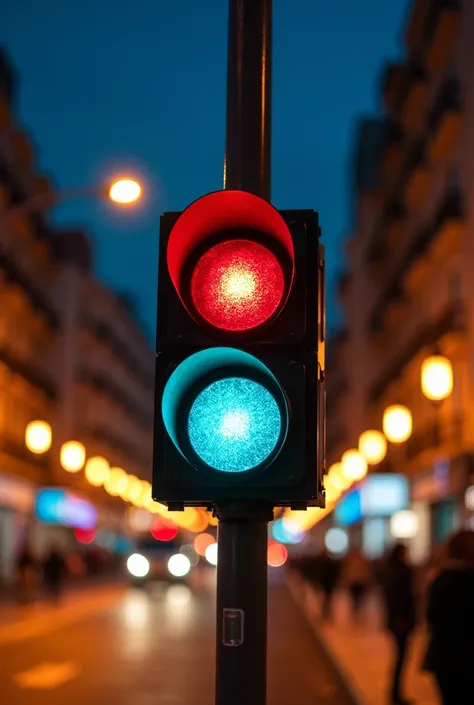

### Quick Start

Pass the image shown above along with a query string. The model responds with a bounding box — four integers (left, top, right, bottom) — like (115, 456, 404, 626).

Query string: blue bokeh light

(188, 377, 282, 472)
(272, 518, 304, 545)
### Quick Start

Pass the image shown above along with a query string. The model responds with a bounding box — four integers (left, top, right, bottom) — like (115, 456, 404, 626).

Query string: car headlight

(126, 553, 150, 578)
(168, 554, 191, 577)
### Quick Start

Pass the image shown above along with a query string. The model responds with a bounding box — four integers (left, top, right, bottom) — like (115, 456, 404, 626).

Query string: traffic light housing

(153, 189, 325, 510)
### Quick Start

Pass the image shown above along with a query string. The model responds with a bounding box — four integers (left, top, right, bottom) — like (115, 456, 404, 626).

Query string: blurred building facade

(327, 0, 474, 561)
(0, 50, 154, 584)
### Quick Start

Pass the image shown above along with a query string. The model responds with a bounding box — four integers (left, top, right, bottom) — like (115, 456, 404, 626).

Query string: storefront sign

(335, 489, 363, 526)
(335, 474, 409, 526)
(35, 488, 97, 530)
(360, 474, 409, 517)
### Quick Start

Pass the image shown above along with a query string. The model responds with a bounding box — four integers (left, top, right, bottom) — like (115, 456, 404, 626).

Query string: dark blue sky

(3, 0, 409, 340)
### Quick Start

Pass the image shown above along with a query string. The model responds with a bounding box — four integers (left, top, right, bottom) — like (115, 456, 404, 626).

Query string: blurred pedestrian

(423, 530, 474, 704)
(43, 545, 68, 603)
(16, 542, 38, 605)
(343, 547, 372, 617)
(313, 548, 340, 621)
(381, 543, 416, 705)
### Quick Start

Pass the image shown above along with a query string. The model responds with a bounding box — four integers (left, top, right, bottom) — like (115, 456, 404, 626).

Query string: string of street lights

(284, 353, 454, 532)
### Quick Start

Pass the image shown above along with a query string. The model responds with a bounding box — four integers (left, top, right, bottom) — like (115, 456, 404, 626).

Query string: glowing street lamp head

(25, 420, 52, 454)
(358, 429, 387, 465)
(109, 178, 141, 205)
(421, 355, 453, 401)
(383, 404, 412, 444)
(60, 441, 86, 473)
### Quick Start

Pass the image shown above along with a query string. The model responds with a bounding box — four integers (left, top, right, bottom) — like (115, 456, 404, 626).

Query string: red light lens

(190, 239, 285, 332)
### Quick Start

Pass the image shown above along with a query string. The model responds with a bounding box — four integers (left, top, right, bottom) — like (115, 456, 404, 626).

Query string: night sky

(3, 1, 409, 340)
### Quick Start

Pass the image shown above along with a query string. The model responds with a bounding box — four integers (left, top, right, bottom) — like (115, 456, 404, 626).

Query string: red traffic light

(166, 190, 295, 334)
(191, 239, 285, 332)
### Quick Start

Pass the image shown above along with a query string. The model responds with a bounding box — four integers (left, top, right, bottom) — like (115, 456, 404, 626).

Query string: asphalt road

(0, 574, 355, 704)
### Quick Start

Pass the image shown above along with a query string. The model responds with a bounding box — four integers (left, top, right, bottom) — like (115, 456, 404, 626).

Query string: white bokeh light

(325, 528, 349, 556)
(168, 553, 191, 578)
(205, 542, 218, 566)
(126, 553, 150, 578)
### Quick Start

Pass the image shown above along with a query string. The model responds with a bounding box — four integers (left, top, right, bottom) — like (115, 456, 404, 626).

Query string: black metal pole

(215, 2, 273, 704)
(224, 0, 272, 200)
(215, 506, 272, 705)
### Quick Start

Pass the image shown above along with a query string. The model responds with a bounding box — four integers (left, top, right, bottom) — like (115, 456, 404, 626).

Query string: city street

(0, 577, 356, 705)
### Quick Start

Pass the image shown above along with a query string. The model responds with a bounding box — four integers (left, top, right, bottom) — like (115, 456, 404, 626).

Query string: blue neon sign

(36, 489, 97, 530)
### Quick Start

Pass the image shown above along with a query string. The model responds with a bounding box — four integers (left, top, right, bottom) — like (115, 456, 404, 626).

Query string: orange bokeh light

(267, 541, 288, 568)
(194, 532, 215, 557)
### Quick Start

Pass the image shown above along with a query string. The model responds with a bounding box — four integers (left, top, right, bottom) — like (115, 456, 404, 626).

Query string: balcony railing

(369, 300, 465, 403)
(425, 1, 460, 71)
(0, 344, 56, 399)
(405, 413, 462, 461)
(368, 183, 463, 334)
(86, 319, 154, 390)
(79, 369, 153, 430)
(81, 425, 150, 470)
(427, 74, 462, 162)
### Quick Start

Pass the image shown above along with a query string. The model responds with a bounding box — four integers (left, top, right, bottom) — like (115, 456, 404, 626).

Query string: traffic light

(153, 189, 325, 510)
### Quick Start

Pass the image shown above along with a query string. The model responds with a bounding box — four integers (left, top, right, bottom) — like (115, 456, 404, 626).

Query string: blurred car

(126, 538, 191, 586)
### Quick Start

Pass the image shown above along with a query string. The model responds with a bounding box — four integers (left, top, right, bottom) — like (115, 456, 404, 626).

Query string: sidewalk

(288, 574, 440, 705)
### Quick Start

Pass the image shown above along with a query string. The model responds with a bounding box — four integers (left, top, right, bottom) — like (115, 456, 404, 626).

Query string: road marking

(13, 661, 81, 689)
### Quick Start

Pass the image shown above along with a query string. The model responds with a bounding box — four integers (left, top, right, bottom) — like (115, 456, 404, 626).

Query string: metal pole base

(215, 503, 273, 705)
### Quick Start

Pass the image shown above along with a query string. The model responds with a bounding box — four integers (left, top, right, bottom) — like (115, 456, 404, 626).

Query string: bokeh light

(25, 420, 52, 454)
(188, 377, 282, 472)
(151, 516, 178, 542)
(383, 405, 412, 444)
(341, 449, 368, 482)
(168, 554, 191, 578)
(327, 462, 350, 491)
(179, 544, 200, 567)
(190, 239, 285, 331)
(104, 467, 128, 497)
(390, 510, 419, 539)
(205, 542, 218, 566)
(126, 553, 150, 578)
(126, 507, 153, 533)
(60, 441, 86, 473)
(74, 528, 96, 545)
(85, 456, 110, 487)
(421, 355, 453, 401)
(267, 541, 288, 568)
(272, 518, 304, 544)
(358, 430, 387, 465)
(324, 528, 349, 556)
(194, 532, 216, 556)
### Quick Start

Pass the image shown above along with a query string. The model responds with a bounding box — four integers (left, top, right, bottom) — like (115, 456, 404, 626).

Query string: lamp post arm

(0, 184, 107, 221)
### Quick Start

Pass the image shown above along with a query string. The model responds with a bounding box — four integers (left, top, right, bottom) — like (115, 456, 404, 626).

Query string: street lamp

(2, 176, 143, 220)
(25, 420, 52, 454)
(60, 440, 86, 473)
(327, 462, 351, 491)
(421, 355, 453, 402)
(324, 477, 342, 504)
(383, 404, 412, 444)
(108, 178, 141, 205)
(358, 429, 387, 465)
(341, 449, 368, 483)
(104, 467, 128, 496)
(85, 456, 110, 487)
